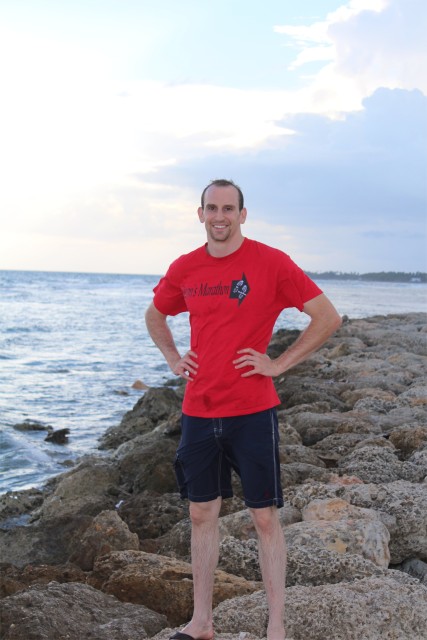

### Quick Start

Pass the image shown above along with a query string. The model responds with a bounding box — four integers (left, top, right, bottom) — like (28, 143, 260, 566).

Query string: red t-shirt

(153, 238, 322, 418)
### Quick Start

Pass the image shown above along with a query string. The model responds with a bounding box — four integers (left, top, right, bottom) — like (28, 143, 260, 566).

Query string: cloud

(271, 88, 427, 223)
(145, 87, 426, 272)
(275, 0, 427, 113)
(153, 87, 426, 221)
(274, 0, 387, 66)
(331, 0, 427, 93)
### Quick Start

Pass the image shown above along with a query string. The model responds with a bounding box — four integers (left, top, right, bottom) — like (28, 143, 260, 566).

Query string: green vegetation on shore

(306, 271, 427, 283)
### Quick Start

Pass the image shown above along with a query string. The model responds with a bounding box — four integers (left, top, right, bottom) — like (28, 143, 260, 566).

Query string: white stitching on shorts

(270, 409, 279, 504)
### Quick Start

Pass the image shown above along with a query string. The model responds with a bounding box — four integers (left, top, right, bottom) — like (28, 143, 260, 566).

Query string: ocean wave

(5, 325, 51, 334)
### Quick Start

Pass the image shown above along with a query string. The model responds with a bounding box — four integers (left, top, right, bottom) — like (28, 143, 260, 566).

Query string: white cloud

(152, 86, 426, 273)
(331, 0, 427, 93)
(275, 0, 387, 63)
(116, 82, 297, 152)
(275, 0, 427, 112)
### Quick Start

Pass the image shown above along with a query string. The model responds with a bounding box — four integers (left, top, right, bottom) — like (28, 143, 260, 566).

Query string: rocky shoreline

(1, 312, 426, 640)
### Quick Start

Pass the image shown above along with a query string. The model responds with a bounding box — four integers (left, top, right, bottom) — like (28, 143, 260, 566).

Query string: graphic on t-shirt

(183, 281, 229, 298)
(229, 273, 250, 306)
(181, 273, 251, 306)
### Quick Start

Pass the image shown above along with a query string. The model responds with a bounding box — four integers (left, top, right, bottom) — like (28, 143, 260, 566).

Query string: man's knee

(189, 498, 222, 526)
(249, 506, 280, 535)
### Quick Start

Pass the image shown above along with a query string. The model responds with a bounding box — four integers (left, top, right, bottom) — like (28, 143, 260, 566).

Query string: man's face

(198, 185, 247, 244)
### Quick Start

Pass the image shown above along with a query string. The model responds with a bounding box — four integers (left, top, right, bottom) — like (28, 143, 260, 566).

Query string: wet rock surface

(1, 313, 426, 639)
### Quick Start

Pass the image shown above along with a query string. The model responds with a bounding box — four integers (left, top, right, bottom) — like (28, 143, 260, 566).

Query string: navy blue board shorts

(174, 408, 284, 509)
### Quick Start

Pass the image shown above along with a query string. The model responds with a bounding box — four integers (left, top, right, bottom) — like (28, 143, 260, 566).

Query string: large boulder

(337, 445, 426, 483)
(88, 549, 261, 625)
(0, 514, 92, 568)
(0, 563, 86, 598)
(217, 534, 391, 586)
(342, 480, 427, 563)
(285, 478, 427, 565)
(0, 487, 45, 524)
(99, 387, 182, 450)
(376, 405, 427, 432)
(35, 458, 121, 521)
(115, 431, 179, 494)
(0, 581, 168, 640)
(218, 536, 261, 581)
(279, 443, 326, 467)
(340, 386, 398, 410)
(286, 411, 379, 446)
(285, 518, 390, 568)
(0, 459, 122, 568)
(157, 517, 192, 559)
(280, 462, 331, 485)
(68, 509, 140, 571)
(212, 576, 427, 640)
(388, 424, 427, 459)
(309, 432, 386, 467)
(286, 546, 388, 587)
(117, 491, 188, 543)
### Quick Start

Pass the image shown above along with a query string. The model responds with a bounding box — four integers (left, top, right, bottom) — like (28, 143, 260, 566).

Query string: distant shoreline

(1, 268, 427, 283)
(307, 271, 427, 283)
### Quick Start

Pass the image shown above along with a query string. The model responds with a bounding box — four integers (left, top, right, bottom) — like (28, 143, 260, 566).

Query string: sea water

(1, 270, 426, 494)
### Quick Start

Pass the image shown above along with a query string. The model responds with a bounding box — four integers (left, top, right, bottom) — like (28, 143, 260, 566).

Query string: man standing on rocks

(145, 178, 342, 640)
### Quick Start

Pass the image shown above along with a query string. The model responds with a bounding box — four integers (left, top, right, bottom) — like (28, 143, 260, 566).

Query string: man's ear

(198, 207, 205, 223)
(240, 207, 248, 224)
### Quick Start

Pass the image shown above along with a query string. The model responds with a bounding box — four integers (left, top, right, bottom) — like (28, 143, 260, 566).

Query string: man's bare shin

(251, 507, 287, 639)
(183, 499, 221, 639)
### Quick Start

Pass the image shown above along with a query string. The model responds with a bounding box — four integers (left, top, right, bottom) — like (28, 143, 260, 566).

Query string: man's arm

(145, 302, 198, 380)
(233, 293, 342, 378)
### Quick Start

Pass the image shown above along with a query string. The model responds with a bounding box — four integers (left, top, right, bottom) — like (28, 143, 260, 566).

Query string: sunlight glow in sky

(0, 0, 426, 275)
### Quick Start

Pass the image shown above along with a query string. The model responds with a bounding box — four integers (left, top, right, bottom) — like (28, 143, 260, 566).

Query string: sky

(0, 0, 426, 275)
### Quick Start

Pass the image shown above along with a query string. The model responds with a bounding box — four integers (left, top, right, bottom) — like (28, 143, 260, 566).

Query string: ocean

(1, 269, 426, 495)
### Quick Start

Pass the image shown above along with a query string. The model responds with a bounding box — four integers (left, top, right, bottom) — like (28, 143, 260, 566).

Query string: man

(145, 179, 342, 640)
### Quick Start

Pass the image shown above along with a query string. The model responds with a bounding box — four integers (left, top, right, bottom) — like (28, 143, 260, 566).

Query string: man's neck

(206, 235, 245, 258)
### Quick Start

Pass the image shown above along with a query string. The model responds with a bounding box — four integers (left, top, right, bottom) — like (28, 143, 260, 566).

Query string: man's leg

(250, 506, 287, 640)
(181, 497, 222, 640)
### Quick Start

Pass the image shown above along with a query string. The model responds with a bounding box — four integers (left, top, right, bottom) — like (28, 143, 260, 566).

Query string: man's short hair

(201, 179, 244, 211)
